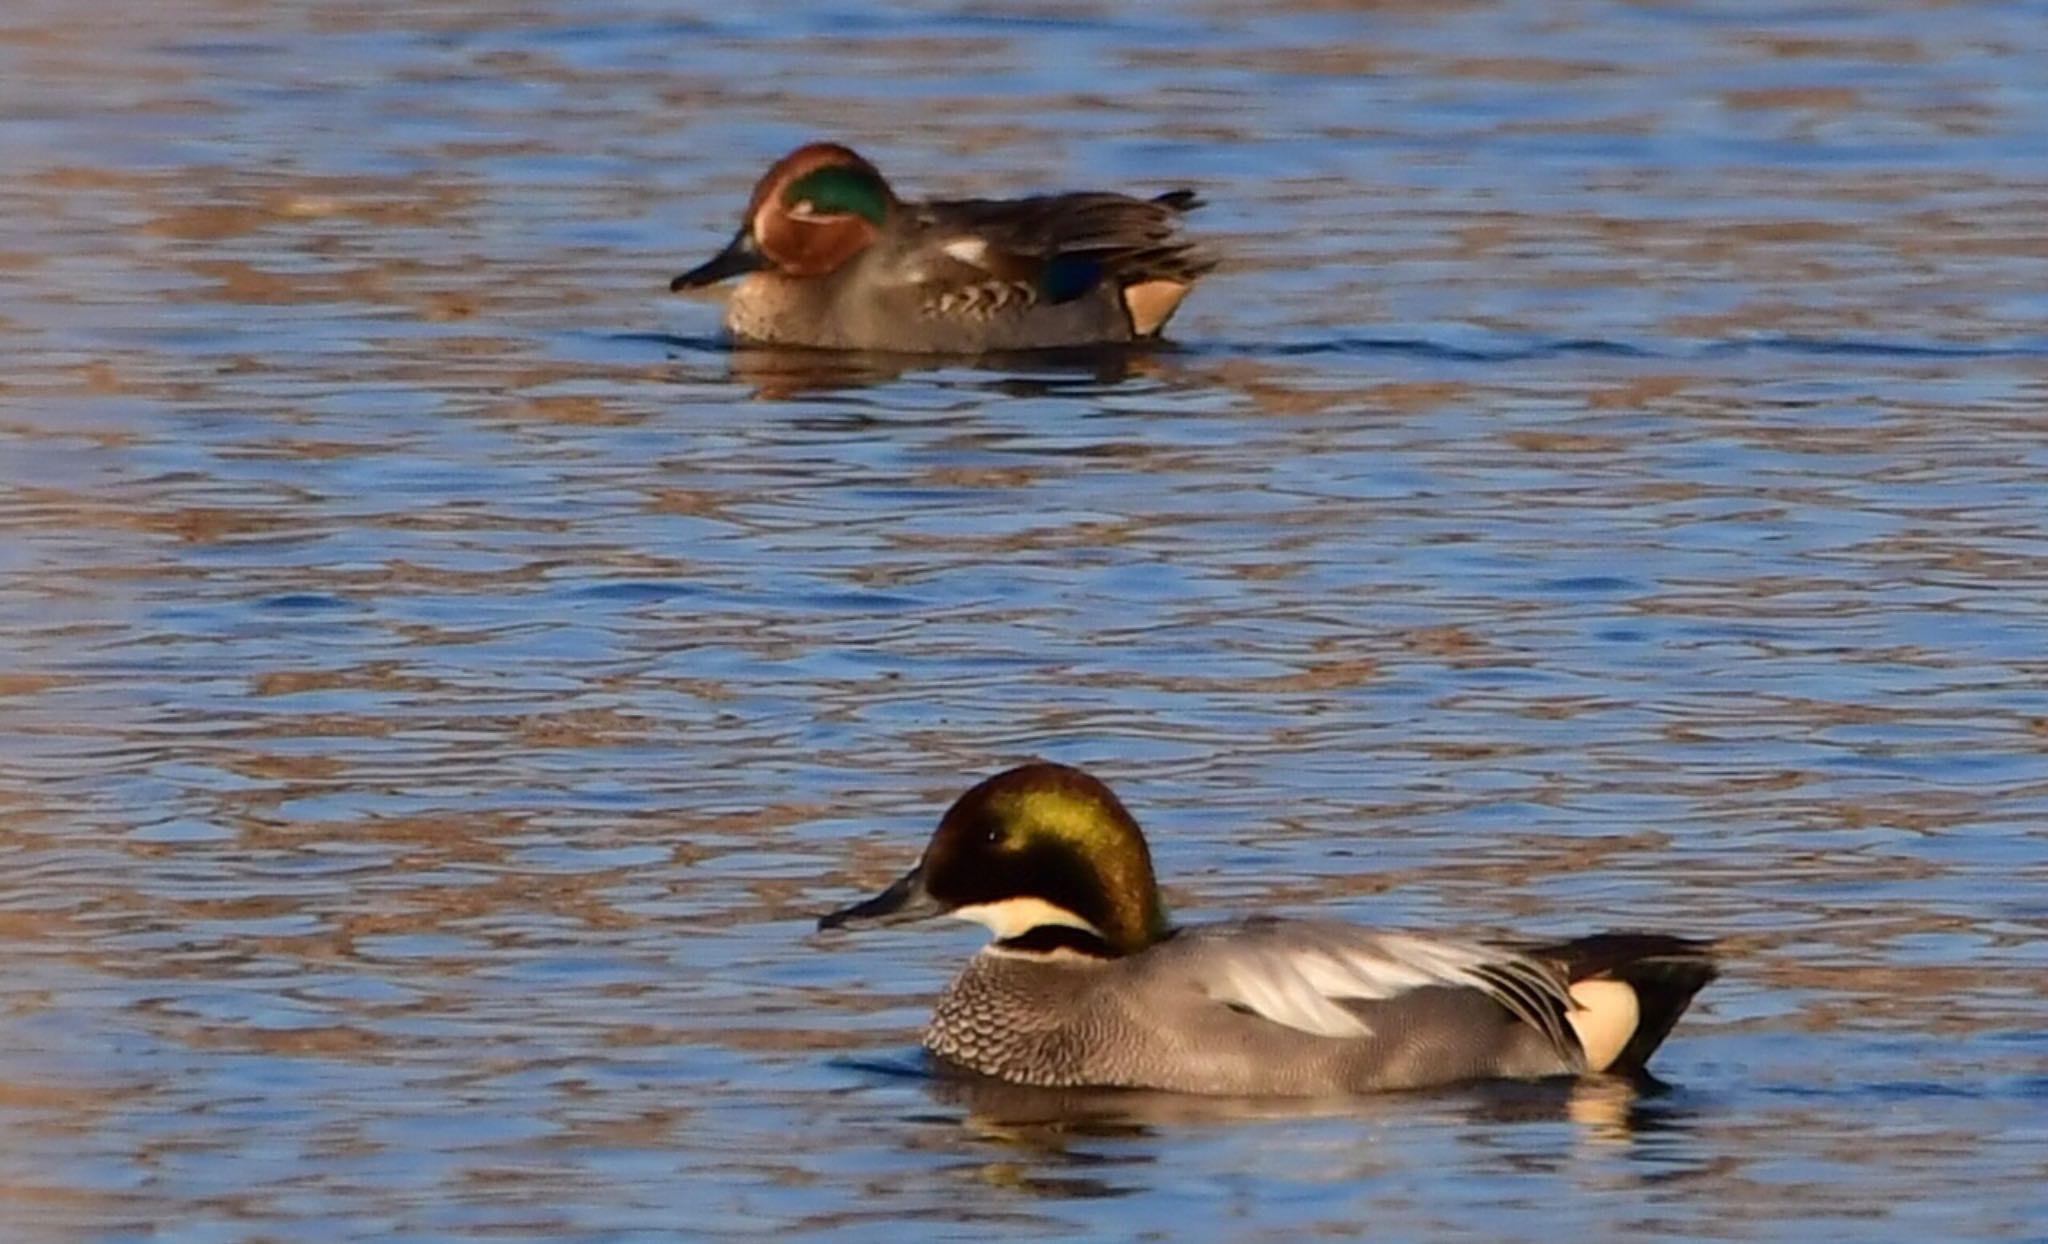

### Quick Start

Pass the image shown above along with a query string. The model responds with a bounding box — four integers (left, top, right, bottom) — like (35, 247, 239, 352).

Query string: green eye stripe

(782, 166, 888, 225)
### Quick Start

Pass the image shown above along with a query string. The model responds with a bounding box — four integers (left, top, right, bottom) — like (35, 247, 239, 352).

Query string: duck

(668, 143, 1216, 352)
(817, 762, 1718, 1096)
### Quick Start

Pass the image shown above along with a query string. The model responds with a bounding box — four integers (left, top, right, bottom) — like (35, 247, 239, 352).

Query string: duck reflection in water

(829, 1057, 1705, 1203)
(919, 1058, 1692, 1148)
(660, 338, 1176, 400)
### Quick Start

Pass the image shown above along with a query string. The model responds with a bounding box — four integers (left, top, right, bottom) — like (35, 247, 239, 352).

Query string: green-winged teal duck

(819, 762, 1717, 1095)
(669, 144, 1216, 351)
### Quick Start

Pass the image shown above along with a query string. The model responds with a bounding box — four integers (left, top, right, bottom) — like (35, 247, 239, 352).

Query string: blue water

(3, 1, 2047, 1240)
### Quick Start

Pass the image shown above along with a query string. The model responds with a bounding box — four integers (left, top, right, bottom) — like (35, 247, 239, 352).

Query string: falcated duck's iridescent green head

(818, 762, 1170, 957)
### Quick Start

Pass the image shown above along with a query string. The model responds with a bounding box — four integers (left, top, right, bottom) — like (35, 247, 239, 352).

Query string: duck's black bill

(817, 865, 944, 931)
(670, 229, 769, 291)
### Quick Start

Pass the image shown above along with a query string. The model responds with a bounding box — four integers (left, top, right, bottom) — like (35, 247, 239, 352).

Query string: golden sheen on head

(922, 763, 1168, 954)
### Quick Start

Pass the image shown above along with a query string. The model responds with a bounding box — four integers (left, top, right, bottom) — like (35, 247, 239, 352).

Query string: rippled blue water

(3, 1, 2047, 1240)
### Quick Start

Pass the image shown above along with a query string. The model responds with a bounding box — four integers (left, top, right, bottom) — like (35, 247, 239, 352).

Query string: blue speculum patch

(1040, 254, 1103, 303)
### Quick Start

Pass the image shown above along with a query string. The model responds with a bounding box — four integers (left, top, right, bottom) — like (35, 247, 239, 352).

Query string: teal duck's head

(670, 142, 896, 291)
(818, 763, 1170, 957)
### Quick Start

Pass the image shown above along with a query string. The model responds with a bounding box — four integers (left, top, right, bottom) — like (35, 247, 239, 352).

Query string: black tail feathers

(1534, 933, 1718, 1076)
(1150, 189, 1205, 214)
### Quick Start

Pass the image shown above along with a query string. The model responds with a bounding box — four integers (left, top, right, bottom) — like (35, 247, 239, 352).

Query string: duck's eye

(983, 825, 1004, 846)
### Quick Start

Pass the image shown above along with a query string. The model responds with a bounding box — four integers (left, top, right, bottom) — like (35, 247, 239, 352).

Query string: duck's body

(819, 764, 1717, 1097)
(928, 920, 1711, 1094)
(671, 145, 1214, 352)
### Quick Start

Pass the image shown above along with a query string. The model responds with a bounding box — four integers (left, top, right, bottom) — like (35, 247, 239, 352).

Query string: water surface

(3, 1, 2047, 1240)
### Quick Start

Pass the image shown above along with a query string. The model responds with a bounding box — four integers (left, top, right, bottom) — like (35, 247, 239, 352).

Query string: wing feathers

(912, 190, 1217, 307)
(1184, 921, 1581, 1059)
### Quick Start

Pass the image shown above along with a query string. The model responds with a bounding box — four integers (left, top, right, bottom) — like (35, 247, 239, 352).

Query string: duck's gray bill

(817, 866, 943, 931)
(670, 228, 768, 291)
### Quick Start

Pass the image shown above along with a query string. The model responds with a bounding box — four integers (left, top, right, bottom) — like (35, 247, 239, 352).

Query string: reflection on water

(840, 1061, 1745, 1234)
(658, 338, 1172, 399)
(5, 0, 2048, 1240)
(928, 1061, 1685, 1151)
